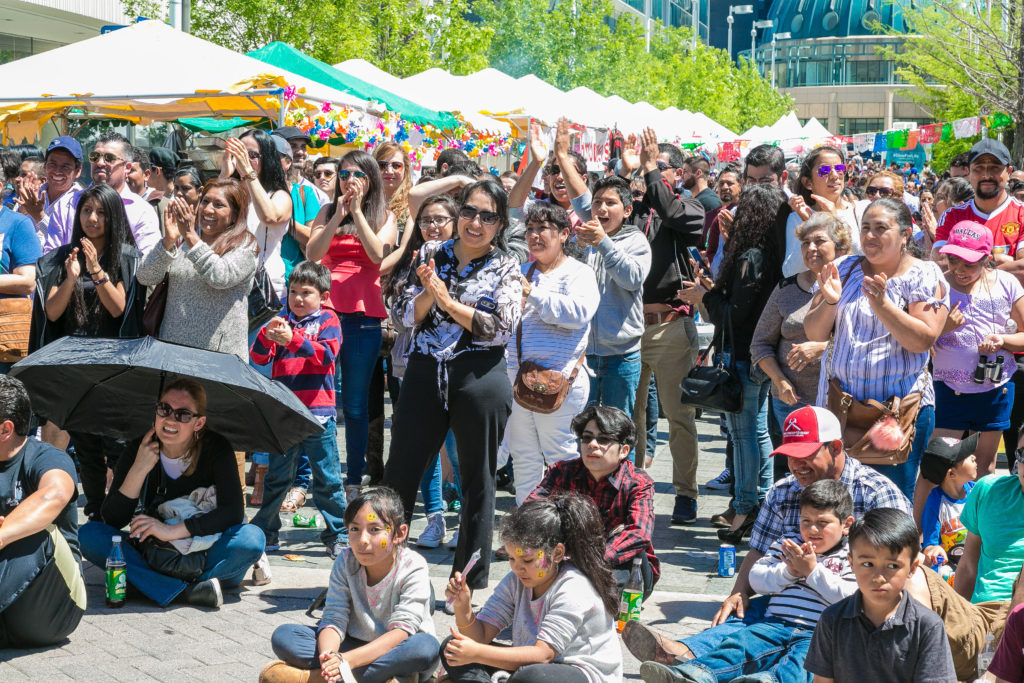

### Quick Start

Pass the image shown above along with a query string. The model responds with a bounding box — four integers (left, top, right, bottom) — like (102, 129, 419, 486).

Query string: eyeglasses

(580, 433, 621, 447)
(313, 170, 337, 179)
(88, 152, 124, 164)
(156, 401, 200, 424)
(419, 216, 453, 228)
(459, 206, 500, 226)
(338, 170, 367, 181)
(816, 164, 847, 178)
(247, 150, 262, 161)
(865, 186, 895, 198)
(378, 160, 404, 171)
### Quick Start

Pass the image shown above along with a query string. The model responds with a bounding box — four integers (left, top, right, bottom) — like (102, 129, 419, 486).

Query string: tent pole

(278, 92, 286, 127)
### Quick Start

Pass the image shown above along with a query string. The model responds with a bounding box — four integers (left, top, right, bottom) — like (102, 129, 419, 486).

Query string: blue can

(718, 544, 736, 577)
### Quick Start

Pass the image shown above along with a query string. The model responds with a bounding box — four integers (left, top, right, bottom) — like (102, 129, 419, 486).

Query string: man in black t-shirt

(0, 375, 85, 648)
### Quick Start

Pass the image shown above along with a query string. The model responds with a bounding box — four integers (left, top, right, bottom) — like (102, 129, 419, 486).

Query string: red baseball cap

(771, 406, 843, 459)
(939, 220, 993, 263)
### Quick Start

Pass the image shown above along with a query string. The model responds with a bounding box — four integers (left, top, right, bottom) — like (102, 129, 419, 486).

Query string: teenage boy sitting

(637, 480, 856, 683)
(526, 405, 658, 598)
(804, 508, 956, 682)
(919, 434, 978, 570)
(249, 261, 349, 562)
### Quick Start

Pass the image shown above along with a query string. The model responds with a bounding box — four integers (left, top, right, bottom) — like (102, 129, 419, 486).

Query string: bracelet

(89, 269, 101, 276)
(92, 276, 109, 286)
(456, 613, 476, 630)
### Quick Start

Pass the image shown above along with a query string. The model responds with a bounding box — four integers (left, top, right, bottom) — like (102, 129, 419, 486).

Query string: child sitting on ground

(261, 487, 439, 683)
(919, 434, 978, 571)
(637, 479, 857, 683)
(442, 492, 623, 682)
(249, 260, 349, 561)
(803, 508, 956, 682)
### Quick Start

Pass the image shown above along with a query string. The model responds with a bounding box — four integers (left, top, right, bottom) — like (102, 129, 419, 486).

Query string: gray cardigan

(136, 239, 257, 359)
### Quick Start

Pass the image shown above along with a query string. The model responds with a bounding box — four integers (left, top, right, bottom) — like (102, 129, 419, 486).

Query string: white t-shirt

(160, 451, 188, 480)
(246, 198, 289, 299)
(782, 199, 868, 278)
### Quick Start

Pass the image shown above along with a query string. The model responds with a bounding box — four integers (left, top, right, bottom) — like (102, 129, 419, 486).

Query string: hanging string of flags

(848, 114, 1013, 154)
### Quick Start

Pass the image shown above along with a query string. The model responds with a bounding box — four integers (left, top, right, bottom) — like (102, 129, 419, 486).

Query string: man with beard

(932, 139, 1024, 280)
(703, 164, 741, 278)
(681, 155, 721, 214)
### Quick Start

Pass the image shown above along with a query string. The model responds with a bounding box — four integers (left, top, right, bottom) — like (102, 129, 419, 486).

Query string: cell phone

(475, 296, 497, 314)
(686, 246, 710, 272)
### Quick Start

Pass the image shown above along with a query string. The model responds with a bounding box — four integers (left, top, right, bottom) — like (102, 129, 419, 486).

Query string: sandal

(279, 486, 308, 513)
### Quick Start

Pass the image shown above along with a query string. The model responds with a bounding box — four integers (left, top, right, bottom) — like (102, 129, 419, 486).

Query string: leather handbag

(248, 226, 283, 332)
(142, 275, 169, 338)
(0, 297, 32, 363)
(680, 308, 742, 413)
(134, 537, 206, 582)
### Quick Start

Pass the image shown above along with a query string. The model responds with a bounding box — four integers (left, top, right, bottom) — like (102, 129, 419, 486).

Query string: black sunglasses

(156, 401, 200, 424)
(865, 186, 895, 198)
(580, 433, 621, 447)
(459, 206, 500, 226)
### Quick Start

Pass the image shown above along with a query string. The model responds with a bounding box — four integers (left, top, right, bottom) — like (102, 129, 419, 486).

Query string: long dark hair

(864, 196, 915, 248)
(797, 145, 846, 208)
(382, 194, 459, 305)
(325, 150, 387, 233)
(66, 184, 132, 330)
(239, 129, 289, 195)
(716, 183, 786, 289)
(500, 492, 619, 617)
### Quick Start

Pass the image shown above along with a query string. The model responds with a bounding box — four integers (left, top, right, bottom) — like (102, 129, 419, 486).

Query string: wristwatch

(245, 169, 258, 182)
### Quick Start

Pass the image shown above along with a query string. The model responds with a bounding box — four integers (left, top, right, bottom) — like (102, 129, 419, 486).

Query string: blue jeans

(646, 374, 659, 459)
(251, 418, 348, 546)
(79, 521, 265, 607)
(587, 350, 642, 461)
(725, 361, 772, 515)
(271, 623, 439, 683)
(418, 430, 461, 516)
(336, 313, 383, 485)
(871, 404, 935, 501)
(681, 596, 770, 657)
(673, 618, 813, 683)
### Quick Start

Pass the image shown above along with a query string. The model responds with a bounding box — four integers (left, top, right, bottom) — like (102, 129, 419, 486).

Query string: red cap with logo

(771, 406, 843, 459)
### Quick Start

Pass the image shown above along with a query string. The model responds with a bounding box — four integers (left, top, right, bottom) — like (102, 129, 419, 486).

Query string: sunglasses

(459, 206, 500, 226)
(88, 152, 124, 164)
(656, 161, 676, 171)
(156, 401, 200, 424)
(338, 170, 367, 181)
(816, 164, 847, 178)
(543, 163, 582, 177)
(247, 150, 262, 161)
(580, 433, 621, 447)
(632, 190, 646, 199)
(378, 160, 404, 171)
(419, 216, 453, 228)
(313, 169, 336, 179)
(865, 186, 895, 198)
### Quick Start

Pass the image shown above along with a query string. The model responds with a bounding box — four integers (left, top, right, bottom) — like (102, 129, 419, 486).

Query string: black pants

(612, 551, 656, 601)
(0, 530, 84, 648)
(68, 430, 126, 518)
(439, 637, 589, 683)
(1003, 359, 1024, 471)
(383, 350, 510, 590)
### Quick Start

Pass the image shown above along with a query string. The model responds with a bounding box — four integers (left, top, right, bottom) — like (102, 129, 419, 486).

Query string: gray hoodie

(579, 225, 652, 356)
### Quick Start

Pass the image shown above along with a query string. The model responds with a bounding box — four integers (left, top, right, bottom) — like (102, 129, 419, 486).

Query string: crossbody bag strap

(516, 263, 539, 364)
(826, 256, 865, 380)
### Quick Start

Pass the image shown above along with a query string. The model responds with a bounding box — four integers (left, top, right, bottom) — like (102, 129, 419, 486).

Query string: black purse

(135, 537, 206, 582)
(248, 226, 283, 332)
(680, 308, 742, 413)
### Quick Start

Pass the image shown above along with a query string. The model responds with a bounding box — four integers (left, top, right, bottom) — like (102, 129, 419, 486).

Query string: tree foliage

(122, 0, 790, 131)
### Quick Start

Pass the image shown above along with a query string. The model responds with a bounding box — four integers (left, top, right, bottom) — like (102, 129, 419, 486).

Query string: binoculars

(974, 354, 1005, 384)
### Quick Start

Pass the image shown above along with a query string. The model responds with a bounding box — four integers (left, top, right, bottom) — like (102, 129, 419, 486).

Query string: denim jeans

(251, 418, 348, 546)
(79, 521, 265, 607)
(724, 361, 772, 515)
(871, 404, 935, 501)
(770, 396, 807, 481)
(681, 596, 770, 657)
(587, 350, 642, 462)
(646, 375, 659, 459)
(272, 624, 439, 683)
(420, 453, 444, 517)
(336, 313, 383, 485)
(673, 617, 814, 683)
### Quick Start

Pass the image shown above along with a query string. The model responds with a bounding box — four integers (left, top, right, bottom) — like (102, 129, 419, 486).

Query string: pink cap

(939, 220, 993, 263)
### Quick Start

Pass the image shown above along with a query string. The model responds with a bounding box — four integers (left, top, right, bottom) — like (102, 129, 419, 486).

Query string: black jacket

(703, 246, 781, 363)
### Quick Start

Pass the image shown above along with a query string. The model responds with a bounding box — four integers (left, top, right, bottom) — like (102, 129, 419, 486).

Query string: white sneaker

(416, 513, 446, 549)
(447, 529, 459, 549)
(251, 552, 272, 586)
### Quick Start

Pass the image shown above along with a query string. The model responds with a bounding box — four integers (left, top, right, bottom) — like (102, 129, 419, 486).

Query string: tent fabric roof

(0, 20, 369, 141)
(250, 43, 457, 131)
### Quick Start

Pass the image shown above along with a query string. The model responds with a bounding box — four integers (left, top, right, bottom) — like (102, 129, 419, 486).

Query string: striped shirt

(250, 308, 341, 419)
(751, 539, 857, 628)
(815, 255, 948, 408)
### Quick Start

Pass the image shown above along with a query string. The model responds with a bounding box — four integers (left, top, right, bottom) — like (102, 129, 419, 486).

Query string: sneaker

(326, 538, 348, 560)
(705, 468, 732, 490)
(447, 529, 459, 549)
(251, 552, 272, 586)
(639, 660, 685, 683)
(180, 578, 223, 609)
(264, 538, 281, 553)
(671, 495, 697, 525)
(417, 513, 446, 549)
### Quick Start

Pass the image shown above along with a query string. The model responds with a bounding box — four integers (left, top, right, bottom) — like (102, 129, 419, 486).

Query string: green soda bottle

(105, 536, 127, 608)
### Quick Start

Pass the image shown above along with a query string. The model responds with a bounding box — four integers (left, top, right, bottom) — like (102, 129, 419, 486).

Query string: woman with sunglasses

(79, 379, 265, 609)
(307, 150, 397, 501)
(384, 179, 522, 590)
(312, 157, 340, 203)
(30, 184, 147, 520)
(783, 146, 869, 278)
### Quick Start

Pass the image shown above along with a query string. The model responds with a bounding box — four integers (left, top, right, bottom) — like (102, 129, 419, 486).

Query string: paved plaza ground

(0, 411, 738, 681)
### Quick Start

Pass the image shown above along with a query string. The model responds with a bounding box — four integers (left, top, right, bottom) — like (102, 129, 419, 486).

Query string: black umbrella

(10, 336, 323, 453)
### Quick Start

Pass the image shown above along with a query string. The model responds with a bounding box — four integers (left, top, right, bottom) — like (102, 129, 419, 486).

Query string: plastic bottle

(105, 536, 127, 608)
(616, 557, 644, 633)
(977, 633, 996, 678)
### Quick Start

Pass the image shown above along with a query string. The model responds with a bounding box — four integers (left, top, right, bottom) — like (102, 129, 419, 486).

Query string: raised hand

(789, 194, 812, 221)
(817, 262, 842, 304)
(225, 138, 255, 178)
(554, 117, 572, 160)
(80, 237, 100, 275)
(14, 175, 44, 221)
(64, 247, 81, 280)
(860, 272, 889, 308)
(639, 127, 660, 173)
(620, 133, 640, 172)
(529, 120, 548, 164)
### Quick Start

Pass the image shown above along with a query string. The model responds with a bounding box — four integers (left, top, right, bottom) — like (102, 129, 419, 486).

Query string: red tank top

(322, 234, 387, 318)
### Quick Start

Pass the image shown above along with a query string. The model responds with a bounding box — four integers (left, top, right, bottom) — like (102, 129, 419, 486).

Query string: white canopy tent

(801, 117, 833, 139)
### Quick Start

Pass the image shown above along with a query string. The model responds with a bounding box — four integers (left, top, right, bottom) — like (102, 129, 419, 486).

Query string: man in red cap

(623, 406, 910, 666)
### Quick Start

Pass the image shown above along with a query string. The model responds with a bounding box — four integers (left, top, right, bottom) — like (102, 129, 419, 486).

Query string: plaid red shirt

(526, 457, 659, 582)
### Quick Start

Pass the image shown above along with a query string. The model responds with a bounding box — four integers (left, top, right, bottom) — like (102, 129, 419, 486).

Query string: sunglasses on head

(865, 186, 895, 198)
(459, 206, 500, 226)
(816, 164, 846, 178)
(88, 152, 123, 164)
(156, 401, 200, 424)
(338, 170, 367, 181)
(378, 160, 404, 171)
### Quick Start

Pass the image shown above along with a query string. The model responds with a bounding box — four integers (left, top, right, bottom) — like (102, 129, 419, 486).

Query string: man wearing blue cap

(14, 136, 83, 255)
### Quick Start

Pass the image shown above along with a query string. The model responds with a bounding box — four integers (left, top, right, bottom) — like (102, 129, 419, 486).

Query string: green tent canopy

(247, 43, 459, 131)
(177, 117, 269, 132)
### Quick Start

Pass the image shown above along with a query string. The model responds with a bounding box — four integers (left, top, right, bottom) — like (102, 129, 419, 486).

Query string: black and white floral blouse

(396, 239, 522, 362)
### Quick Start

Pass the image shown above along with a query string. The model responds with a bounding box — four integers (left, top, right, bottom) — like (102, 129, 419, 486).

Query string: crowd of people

(1, 122, 1024, 682)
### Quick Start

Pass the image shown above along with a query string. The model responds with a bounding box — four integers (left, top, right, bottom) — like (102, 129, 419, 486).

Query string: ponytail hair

(500, 492, 619, 616)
